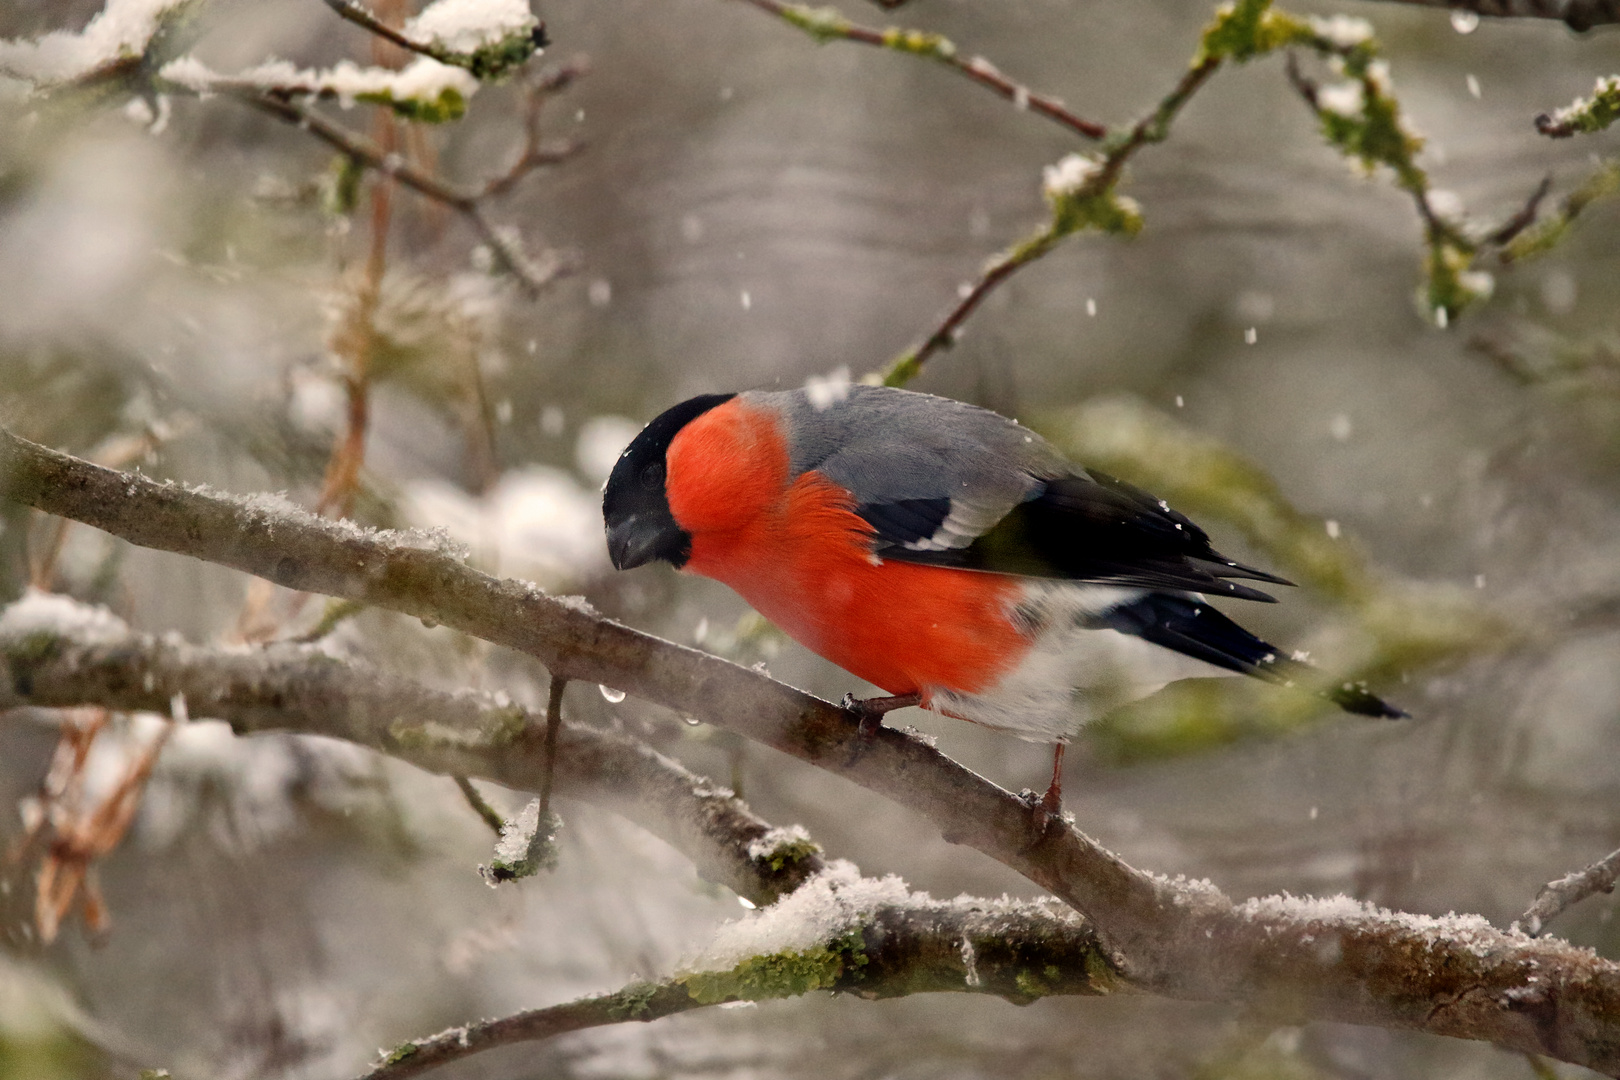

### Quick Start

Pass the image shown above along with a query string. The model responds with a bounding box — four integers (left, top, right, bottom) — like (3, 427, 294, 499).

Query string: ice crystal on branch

(481, 797, 561, 883)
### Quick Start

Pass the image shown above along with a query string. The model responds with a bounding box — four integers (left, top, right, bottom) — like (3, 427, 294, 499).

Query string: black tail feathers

(1100, 593, 1408, 719)
(1327, 682, 1409, 719)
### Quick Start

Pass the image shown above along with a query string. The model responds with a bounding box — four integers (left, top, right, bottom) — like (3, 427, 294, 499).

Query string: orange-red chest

(664, 398, 1030, 698)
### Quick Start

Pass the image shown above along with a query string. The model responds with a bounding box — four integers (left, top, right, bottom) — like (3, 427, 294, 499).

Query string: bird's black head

(603, 393, 735, 570)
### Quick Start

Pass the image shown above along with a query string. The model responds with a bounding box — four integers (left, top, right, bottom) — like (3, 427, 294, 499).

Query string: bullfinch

(602, 385, 1402, 811)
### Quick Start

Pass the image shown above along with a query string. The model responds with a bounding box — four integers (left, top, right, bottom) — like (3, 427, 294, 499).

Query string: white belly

(921, 581, 1239, 743)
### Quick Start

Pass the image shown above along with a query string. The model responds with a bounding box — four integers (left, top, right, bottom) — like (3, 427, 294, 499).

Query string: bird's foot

(840, 691, 921, 738)
(840, 692, 921, 766)
(1018, 785, 1068, 836)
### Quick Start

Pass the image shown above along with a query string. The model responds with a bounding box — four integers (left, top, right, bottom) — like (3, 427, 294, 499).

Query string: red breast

(663, 396, 1032, 700)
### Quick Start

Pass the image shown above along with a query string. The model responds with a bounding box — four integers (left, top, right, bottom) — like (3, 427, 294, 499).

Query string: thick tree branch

(356, 895, 1107, 1080)
(0, 597, 821, 906)
(3, 431, 1620, 1072)
(0, 599, 1115, 1078)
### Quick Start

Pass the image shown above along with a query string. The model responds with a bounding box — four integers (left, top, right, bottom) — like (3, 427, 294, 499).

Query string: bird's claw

(1019, 787, 1067, 837)
(841, 693, 882, 739)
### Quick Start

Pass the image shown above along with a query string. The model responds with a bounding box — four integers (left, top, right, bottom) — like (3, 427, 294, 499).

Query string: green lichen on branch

(382, 1041, 419, 1065)
(749, 828, 824, 874)
(387, 698, 529, 751)
(431, 31, 545, 82)
(603, 980, 665, 1021)
(773, 3, 853, 43)
(1041, 155, 1145, 239)
(879, 27, 956, 59)
(1537, 75, 1620, 138)
(680, 929, 869, 1003)
(1013, 964, 1068, 999)
(355, 84, 468, 123)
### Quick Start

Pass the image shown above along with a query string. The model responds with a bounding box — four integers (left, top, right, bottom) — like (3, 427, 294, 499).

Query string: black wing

(859, 471, 1293, 603)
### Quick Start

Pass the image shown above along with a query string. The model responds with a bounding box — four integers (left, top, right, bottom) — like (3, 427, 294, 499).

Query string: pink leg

(1040, 743, 1066, 815)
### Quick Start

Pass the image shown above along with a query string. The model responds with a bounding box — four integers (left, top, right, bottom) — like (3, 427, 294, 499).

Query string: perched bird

(602, 384, 1402, 812)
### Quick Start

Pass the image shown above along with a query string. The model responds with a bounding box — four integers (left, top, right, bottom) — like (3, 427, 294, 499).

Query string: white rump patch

(923, 582, 1239, 742)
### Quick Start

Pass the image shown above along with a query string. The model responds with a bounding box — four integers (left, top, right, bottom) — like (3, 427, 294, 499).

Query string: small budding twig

(235, 91, 572, 296)
(875, 51, 1219, 386)
(454, 776, 506, 834)
(321, 0, 551, 76)
(1485, 175, 1553, 246)
(1521, 845, 1620, 936)
(478, 59, 589, 201)
(734, 0, 1107, 141)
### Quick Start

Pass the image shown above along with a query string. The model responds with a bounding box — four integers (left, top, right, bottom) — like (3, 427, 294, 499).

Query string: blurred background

(0, 0, 1618, 1076)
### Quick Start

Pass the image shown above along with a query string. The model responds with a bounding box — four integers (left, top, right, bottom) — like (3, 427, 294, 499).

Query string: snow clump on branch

(1308, 14, 1373, 49)
(406, 0, 539, 55)
(698, 861, 910, 969)
(0, 0, 194, 85)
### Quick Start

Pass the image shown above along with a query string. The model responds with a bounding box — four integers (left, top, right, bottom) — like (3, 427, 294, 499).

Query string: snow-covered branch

(4, 428, 1620, 1073)
(357, 869, 1107, 1080)
(1522, 846, 1620, 937)
(0, 592, 820, 906)
(0, 594, 1116, 1077)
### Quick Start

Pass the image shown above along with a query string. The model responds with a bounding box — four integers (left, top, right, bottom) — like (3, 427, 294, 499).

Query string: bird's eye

(639, 460, 664, 490)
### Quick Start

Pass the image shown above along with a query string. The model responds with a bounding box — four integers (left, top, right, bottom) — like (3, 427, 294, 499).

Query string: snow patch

(0, 589, 130, 645)
(0, 0, 191, 84)
(745, 824, 813, 862)
(1309, 14, 1372, 48)
(160, 54, 479, 110)
(1237, 892, 1525, 957)
(1041, 153, 1102, 199)
(697, 861, 910, 969)
(406, 0, 538, 54)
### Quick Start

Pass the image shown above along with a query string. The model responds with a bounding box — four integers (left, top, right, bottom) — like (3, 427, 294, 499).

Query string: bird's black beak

(606, 513, 688, 570)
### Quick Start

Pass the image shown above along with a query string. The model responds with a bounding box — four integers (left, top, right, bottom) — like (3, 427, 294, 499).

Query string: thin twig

(880, 55, 1219, 385)
(454, 776, 506, 833)
(322, 0, 436, 61)
(478, 58, 590, 200)
(1521, 845, 1620, 936)
(538, 675, 566, 817)
(316, 75, 395, 519)
(1486, 175, 1553, 246)
(226, 90, 572, 295)
(734, 0, 1107, 141)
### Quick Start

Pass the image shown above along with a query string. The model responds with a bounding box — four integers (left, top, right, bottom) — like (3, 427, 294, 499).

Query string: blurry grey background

(0, 0, 1618, 1076)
